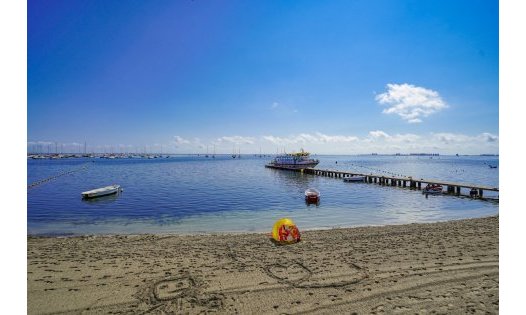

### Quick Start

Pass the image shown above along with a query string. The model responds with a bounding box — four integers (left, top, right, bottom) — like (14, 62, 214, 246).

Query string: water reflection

(269, 169, 319, 193)
(305, 200, 320, 207)
(81, 192, 121, 205)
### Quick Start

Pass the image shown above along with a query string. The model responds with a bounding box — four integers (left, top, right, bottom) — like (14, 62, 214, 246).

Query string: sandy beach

(27, 216, 498, 314)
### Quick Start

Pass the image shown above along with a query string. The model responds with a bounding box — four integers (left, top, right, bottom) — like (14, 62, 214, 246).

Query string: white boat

(269, 149, 319, 168)
(304, 188, 320, 202)
(343, 176, 365, 182)
(81, 185, 121, 198)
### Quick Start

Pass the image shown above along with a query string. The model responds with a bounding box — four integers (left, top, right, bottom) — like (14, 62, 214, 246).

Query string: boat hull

(305, 195, 320, 203)
(422, 189, 442, 194)
(82, 185, 121, 198)
(343, 176, 365, 182)
(269, 162, 319, 169)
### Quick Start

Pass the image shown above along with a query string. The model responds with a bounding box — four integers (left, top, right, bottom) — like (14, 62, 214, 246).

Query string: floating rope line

(27, 162, 92, 189)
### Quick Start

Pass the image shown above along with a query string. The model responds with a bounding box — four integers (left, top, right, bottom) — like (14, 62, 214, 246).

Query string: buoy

(271, 218, 301, 244)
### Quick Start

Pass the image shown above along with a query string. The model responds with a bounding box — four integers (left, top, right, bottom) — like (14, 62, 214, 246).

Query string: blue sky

(27, 0, 499, 154)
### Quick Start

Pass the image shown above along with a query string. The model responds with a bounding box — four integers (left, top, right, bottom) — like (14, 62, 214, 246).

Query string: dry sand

(28, 216, 498, 314)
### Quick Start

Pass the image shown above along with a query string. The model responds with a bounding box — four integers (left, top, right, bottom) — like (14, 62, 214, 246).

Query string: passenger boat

(304, 188, 320, 203)
(269, 149, 319, 168)
(343, 176, 365, 182)
(81, 185, 121, 198)
(422, 184, 443, 194)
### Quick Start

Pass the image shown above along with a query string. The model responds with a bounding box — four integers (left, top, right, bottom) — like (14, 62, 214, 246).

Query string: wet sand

(27, 216, 498, 314)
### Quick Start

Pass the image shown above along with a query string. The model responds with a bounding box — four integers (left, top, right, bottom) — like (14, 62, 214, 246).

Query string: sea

(27, 154, 499, 236)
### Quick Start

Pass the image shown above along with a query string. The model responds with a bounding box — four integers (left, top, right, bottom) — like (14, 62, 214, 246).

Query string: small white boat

(343, 176, 365, 182)
(82, 185, 121, 198)
(304, 188, 320, 203)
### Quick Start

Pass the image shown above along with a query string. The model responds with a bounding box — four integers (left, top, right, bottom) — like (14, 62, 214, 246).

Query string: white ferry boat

(269, 149, 319, 168)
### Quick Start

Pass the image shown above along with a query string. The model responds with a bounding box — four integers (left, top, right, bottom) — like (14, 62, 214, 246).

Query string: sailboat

(212, 145, 215, 158)
(205, 145, 209, 158)
(232, 146, 236, 158)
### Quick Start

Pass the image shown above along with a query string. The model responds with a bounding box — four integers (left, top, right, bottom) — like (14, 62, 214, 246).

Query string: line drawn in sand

(137, 275, 224, 313)
(264, 259, 369, 289)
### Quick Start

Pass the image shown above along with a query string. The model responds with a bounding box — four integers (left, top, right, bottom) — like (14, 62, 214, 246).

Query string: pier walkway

(265, 164, 498, 200)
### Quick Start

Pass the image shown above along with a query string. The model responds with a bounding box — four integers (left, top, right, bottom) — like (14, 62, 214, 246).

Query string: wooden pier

(265, 164, 499, 200)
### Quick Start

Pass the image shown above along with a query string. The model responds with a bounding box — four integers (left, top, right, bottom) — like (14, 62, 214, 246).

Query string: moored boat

(304, 188, 320, 203)
(343, 176, 365, 182)
(422, 184, 443, 194)
(81, 185, 122, 198)
(269, 149, 319, 168)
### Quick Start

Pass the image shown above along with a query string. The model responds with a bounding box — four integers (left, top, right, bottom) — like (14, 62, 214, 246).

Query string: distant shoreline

(26, 153, 499, 159)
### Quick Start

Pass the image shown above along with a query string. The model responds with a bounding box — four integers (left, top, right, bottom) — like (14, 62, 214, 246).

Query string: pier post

(417, 182, 422, 190)
(479, 189, 484, 198)
(456, 186, 461, 195)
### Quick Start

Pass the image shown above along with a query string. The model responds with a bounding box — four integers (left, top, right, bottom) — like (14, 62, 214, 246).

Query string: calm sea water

(27, 155, 499, 236)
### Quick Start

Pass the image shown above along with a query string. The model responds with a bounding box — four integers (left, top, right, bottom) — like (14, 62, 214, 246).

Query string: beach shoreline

(28, 215, 498, 314)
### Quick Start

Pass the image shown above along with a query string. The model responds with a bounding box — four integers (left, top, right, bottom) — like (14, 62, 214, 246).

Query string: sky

(27, 0, 499, 154)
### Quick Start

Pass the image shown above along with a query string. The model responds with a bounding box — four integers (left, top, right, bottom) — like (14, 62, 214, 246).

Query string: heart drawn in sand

(266, 262, 311, 283)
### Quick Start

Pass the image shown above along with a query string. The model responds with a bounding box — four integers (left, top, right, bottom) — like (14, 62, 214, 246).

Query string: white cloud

(271, 102, 279, 109)
(315, 132, 358, 143)
(392, 134, 421, 143)
(38, 131, 495, 155)
(432, 133, 471, 144)
(376, 83, 448, 123)
(480, 132, 498, 142)
(431, 132, 499, 148)
(369, 130, 391, 139)
(173, 136, 190, 145)
(217, 136, 255, 145)
(262, 132, 358, 145)
(261, 131, 496, 154)
(27, 141, 54, 145)
(367, 131, 421, 143)
(262, 135, 284, 145)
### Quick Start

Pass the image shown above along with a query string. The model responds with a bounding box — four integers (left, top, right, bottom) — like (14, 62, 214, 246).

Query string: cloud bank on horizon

(29, 130, 498, 155)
